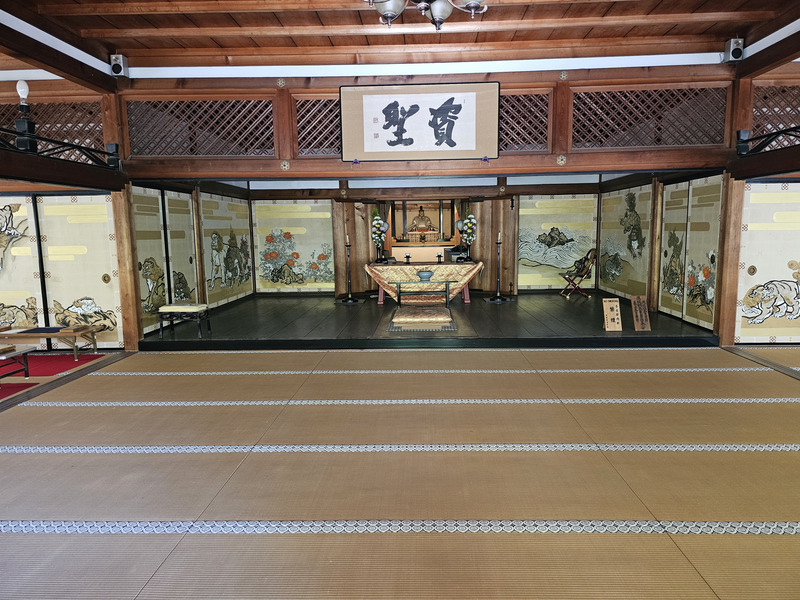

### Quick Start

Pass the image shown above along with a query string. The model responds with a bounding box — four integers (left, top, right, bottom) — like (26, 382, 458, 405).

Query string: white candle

(346, 234, 350, 245)
(497, 231, 502, 243)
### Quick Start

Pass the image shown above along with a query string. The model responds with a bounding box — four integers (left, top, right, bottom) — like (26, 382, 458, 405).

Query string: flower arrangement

(371, 209, 388, 248)
(461, 213, 477, 245)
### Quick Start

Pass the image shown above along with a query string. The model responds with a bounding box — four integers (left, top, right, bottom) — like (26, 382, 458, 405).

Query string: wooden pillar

(716, 174, 745, 346)
(552, 80, 572, 157)
(111, 184, 142, 349)
(647, 177, 664, 312)
(334, 200, 375, 295)
(102, 93, 140, 349)
(493, 196, 518, 297)
(274, 87, 295, 161)
(192, 186, 207, 303)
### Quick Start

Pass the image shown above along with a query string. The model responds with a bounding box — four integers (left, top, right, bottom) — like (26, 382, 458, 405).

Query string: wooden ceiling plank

(38, 0, 646, 16)
(0, 22, 117, 94)
(78, 12, 776, 39)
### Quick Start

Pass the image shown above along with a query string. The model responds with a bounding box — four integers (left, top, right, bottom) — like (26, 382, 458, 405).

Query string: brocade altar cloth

(365, 262, 483, 305)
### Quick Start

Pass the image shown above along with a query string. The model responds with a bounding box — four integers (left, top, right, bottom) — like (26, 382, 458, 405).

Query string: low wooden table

(1, 326, 100, 360)
(0, 346, 35, 384)
(158, 304, 211, 339)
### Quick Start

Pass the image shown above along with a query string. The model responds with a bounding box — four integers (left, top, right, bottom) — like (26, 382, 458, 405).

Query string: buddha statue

(408, 206, 437, 232)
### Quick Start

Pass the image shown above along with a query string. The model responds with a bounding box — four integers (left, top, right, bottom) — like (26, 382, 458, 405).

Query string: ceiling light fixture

(364, 0, 487, 31)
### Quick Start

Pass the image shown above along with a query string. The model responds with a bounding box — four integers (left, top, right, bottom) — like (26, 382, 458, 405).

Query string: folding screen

(598, 185, 651, 299)
(164, 190, 198, 303)
(517, 194, 597, 290)
(683, 176, 722, 329)
(131, 187, 166, 333)
(659, 182, 689, 318)
(201, 193, 253, 307)
(736, 182, 800, 343)
(253, 199, 334, 293)
(38, 194, 122, 348)
(0, 196, 42, 334)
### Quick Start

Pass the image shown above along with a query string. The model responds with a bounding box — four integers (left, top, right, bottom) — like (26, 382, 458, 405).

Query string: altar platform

(140, 290, 718, 351)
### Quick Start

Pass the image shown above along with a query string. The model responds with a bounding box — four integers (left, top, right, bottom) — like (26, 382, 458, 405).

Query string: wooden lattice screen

(499, 93, 549, 151)
(572, 87, 727, 149)
(0, 101, 104, 163)
(127, 99, 274, 157)
(296, 98, 341, 156)
(752, 85, 800, 151)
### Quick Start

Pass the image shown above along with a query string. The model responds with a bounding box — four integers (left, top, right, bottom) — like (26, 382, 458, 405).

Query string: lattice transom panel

(127, 99, 274, 157)
(296, 98, 341, 157)
(572, 88, 726, 149)
(0, 102, 104, 163)
(753, 86, 800, 151)
(499, 93, 549, 151)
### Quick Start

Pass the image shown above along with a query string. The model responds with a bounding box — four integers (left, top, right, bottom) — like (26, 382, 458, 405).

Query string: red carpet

(0, 382, 38, 400)
(1, 354, 104, 378)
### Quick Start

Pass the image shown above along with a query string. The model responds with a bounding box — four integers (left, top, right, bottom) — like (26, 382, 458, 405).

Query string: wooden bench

(0, 345, 35, 385)
(158, 304, 211, 339)
(1, 326, 101, 360)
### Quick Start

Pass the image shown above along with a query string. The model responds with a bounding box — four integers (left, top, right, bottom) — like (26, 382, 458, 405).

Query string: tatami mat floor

(1, 348, 799, 599)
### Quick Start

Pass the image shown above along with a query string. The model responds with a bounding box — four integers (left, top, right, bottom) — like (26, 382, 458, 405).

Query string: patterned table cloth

(365, 262, 483, 305)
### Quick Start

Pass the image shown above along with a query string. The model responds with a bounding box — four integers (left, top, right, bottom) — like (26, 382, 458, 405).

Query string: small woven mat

(389, 307, 456, 331)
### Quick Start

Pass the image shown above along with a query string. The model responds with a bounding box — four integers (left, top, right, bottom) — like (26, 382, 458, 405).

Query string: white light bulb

(16, 80, 29, 104)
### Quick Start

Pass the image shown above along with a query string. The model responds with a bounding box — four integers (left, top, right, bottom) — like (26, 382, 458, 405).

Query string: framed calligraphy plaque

(340, 82, 500, 162)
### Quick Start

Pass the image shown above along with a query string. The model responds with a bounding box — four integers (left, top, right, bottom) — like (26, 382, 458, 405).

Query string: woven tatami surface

(1, 348, 799, 599)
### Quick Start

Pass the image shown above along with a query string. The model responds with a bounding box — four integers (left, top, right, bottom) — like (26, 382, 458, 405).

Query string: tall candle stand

(487, 238, 510, 303)
(341, 241, 358, 304)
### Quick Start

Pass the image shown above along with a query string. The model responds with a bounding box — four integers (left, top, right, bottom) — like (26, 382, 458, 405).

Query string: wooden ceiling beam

(728, 145, 800, 180)
(0, 149, 127, 190)
(120, 35, 726, 67)
(0, 23, 117, 94)
(3, 0, 110, 63)
(122, 148, 735, 180)
(40, 0, 640, 16)
(737, 31, 800, 80)
(80, 12, 774, 39)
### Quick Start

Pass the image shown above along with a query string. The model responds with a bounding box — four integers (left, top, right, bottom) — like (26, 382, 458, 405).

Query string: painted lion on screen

(0, 297, 38, 328)
(140, 257, 166, 313)
(741, 279, 800, 324)
(53, 297, 117, 331)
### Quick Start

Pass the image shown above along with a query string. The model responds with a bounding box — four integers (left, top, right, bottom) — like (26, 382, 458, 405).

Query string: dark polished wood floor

(140, 290, 718, 351)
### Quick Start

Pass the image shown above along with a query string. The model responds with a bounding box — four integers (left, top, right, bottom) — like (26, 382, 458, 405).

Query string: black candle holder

(487, 239, 511, 303)
(341, 243, 358, 304)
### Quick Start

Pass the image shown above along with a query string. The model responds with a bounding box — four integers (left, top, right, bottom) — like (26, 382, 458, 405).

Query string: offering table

(365, 262, 483, 306)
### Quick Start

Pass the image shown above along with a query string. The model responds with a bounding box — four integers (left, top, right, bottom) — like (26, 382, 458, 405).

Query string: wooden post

(647, 177, 664, 312)
(192, 186, 207, 303)
(111, 184, 142, 350)
(102, 93, 140, 349)
(332, 199, 347, 298)
(552, 80, 572, 157)
(716, 174, 745, 346)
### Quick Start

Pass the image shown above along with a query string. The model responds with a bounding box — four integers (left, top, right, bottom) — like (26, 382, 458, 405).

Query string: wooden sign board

(602, 298, 623, 331)
(630, 295, 652, 332)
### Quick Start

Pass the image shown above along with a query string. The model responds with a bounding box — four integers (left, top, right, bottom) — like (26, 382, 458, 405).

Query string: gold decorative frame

(340, 82, 499, 162)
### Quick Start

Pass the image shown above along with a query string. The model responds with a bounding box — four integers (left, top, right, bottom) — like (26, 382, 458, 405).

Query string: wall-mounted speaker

(723, 38, 744, 63)
(110, 54, 129, 77)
